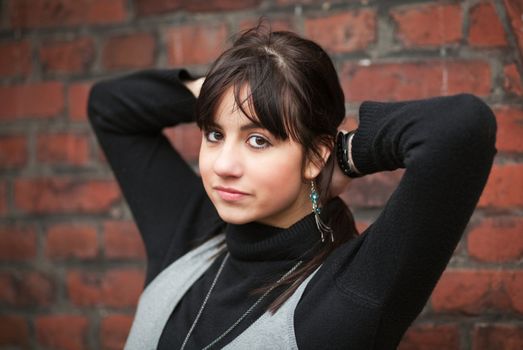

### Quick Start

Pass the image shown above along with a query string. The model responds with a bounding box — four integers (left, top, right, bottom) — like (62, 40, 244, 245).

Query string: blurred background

(0, 0, 522, 349)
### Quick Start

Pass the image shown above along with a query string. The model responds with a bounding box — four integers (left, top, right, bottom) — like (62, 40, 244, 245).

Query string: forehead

(213, 84, 259, 127)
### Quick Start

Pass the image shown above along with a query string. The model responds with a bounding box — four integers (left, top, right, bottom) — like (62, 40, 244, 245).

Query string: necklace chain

(179, 251, 230, 350)
(180, 251, 303, 350)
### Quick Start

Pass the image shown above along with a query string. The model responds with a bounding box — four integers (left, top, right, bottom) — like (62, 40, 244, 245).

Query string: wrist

(336, 130, 363, 178)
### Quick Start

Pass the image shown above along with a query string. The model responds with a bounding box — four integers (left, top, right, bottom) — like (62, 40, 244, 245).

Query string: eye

(247, 135, 271, 149)
(205, 130, 223, 143)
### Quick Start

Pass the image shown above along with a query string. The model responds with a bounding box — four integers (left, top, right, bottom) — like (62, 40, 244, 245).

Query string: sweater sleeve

(87, 68, 222, 286)
(334, 94, 497, 345)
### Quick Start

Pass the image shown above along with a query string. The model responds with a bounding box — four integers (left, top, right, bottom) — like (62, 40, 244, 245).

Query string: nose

(212, 142, 243, 178)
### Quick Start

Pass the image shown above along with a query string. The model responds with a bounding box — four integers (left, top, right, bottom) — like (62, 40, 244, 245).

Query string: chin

(215, 209, 254, 225)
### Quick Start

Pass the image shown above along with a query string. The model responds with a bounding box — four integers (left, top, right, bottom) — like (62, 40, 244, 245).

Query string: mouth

(213, 186, 249, 202)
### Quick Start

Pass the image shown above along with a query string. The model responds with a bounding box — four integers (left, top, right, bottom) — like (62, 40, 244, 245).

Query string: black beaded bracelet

(336, 130, 362, 178)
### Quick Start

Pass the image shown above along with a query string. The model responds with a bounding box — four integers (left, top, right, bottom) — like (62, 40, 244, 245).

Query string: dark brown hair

(195, 18, 359, 314)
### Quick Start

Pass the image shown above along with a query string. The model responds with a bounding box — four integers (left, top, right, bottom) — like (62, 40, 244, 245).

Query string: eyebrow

(240, 121, 264, 131)
(207, 120, 265, 131)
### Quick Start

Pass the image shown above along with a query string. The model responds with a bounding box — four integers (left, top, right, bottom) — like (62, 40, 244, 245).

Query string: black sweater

(87, 68, 497, 349)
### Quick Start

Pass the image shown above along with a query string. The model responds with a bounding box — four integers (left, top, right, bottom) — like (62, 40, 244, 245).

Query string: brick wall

(0, 0, 522, 349)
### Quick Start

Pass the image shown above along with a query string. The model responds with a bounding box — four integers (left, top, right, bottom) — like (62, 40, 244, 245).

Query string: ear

(303, 142, 332, 180)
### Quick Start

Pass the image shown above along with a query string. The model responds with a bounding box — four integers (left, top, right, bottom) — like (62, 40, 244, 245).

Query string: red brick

(506, 271, 523, 313)
(0, 82, 64, 120)
(398, 324, 460, 350)
(431, 270, 523, 314)
(36, 132, 90, 166)
(98, 147, 108, 163)
(0, 225, 36, 261)
(355, 219, 371, 234)
(504, 0, 523, 59)
(40, 37, 95, 74)
(136, 0, 261, 16)
(68, 82, 92, 121)
(14, 177, 120, 214)
(23, 272, 55, 307)
(35, 314, 88, 350)
(442, 60, 492, 96)
(391, 4, 462, 47)
(479, 164, 523, 208)
(186, 0, 261, 12)
(341, 60, 491, 101)
(341, 169, 404, 208)
(445, 61, 492, 95)
(0, 315, 29, 346)
(0, 181, 6, 215)
(0, 273, 14, 304)
(100, 314, 134, 350)
(276, 0, 343, 4)
(469, 1, 508, 47)
(473, 324, 523, 350)
(239, 18, 294, 32)
(9, 0, 127, 29)
(339, 115, 358, 131)
(67, 269, 144, 307)
(0, 40, 31, 77)
(493, 106, 523, 152)
(467, 217, 523, 262)
(166, 23, 228, 66)
(103, 220, 145, 259)
(102, 33, 156, 70)
(163, 123, 202, 163)
(304, 10, 376, 53)
(136, 0, 183, 15)
(503, 64, 523, 96)
(45, 223, 98, 260)
(0, 271, 54, 307)
(0, 135, 27, 168)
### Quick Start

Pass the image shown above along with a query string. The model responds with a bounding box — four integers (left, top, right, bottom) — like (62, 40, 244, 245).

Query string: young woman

(87, 23, 497, 349)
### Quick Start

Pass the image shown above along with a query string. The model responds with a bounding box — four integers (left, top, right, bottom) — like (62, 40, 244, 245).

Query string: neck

(225, 211, 322, 262)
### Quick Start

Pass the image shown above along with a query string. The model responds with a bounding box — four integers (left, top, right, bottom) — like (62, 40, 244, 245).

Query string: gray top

(124, 234, 321, 350)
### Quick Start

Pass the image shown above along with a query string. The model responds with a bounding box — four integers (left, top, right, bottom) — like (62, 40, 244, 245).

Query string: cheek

(247, 152, 305, 200)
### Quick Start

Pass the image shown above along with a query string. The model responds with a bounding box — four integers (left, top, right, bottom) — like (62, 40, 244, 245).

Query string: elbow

(87, 79, 127, 134)
(87, 80, 111, 123)
(448, 93, 497, 155)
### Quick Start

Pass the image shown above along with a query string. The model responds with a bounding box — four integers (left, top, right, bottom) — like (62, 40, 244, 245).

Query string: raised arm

(87, 69, 221, 285)
(335, 94, 497, 345)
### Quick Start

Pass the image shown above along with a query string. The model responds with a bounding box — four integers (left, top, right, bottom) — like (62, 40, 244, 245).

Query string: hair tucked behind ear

(196, 17, 359, 314)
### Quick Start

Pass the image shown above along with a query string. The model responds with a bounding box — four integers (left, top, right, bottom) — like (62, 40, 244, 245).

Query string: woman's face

(199, 86, 320, 228)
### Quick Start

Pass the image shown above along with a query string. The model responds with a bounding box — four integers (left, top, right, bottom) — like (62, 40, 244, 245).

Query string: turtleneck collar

(225, 211, 324, 262)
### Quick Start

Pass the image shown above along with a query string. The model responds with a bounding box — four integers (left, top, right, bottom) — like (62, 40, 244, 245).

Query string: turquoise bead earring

(310, 180, 334, 242)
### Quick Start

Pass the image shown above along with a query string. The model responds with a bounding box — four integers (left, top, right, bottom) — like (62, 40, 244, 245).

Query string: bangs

(196, 54, 304, 143)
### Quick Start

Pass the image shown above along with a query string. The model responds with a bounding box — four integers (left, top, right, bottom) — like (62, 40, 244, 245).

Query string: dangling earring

(310, 180, 334, 242)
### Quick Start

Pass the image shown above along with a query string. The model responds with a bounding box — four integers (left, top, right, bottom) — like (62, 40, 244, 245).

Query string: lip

(214, 186, 249, 202)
